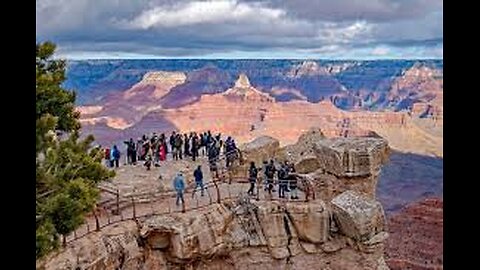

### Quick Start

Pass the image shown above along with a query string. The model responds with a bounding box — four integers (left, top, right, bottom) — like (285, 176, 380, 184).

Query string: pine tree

(36, 42, 114, 259)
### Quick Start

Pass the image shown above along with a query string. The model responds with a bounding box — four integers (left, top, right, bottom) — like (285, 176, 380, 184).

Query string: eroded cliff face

(38, 135, 391, 270)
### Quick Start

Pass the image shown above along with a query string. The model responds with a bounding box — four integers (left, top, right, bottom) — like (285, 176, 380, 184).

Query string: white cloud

(119, 0, 285, 29)
(371, 46, 390, 56)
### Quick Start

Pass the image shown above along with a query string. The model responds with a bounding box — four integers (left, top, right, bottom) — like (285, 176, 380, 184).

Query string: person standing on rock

(265, 160, 276, 194)
(144, 145, 153, 171)
(124, 138, 136, 165)
(192, 165, 204, 197)
(159, 138, 166, 162)
(184, 133, 190, 157)
(261, 160, 269, 191)
(111, 145, 121, 168)
(247, 162, 258, 196)
(208, 145, 219, 179)
(277, 164, 288, 198)
(173, 171, 186, 207)
(288, 172, 299, 200)
(191, 133, 199, 161)
(175, 134, 183, 160)
(169, 131, 176, 159)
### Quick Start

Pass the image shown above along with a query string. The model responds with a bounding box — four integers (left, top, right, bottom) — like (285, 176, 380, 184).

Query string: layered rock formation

(38, 136, 392, 270)
(78, 71, 442, 158)
(388, 63, 443, 117)
(78, 71, 186, 129)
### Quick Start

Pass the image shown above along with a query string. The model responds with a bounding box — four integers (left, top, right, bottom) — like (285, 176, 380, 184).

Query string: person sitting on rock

(173, 171, 186, 207)
(247, 162, 259, 196)
(192, 165, 205, 197)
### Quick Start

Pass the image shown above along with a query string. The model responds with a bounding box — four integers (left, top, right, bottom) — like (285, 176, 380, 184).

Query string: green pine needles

(36, 42, 115, 259)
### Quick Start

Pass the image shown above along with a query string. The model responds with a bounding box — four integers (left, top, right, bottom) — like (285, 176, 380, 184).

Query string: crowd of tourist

(101, 130, 302, 208)
(102, 130, 239, 170)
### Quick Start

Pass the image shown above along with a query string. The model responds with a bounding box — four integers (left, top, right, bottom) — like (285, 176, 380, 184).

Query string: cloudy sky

(36, 0, 443, 59)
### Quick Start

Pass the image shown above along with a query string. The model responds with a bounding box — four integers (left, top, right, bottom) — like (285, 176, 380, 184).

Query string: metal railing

(65, 172, 316, 245)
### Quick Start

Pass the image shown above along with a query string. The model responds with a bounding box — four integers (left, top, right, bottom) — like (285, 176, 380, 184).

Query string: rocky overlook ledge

(38, 131, 391, 270)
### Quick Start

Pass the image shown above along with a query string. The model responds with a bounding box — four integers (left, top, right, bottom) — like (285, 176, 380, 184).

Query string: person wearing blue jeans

(173, 172, 185, 206)
(192, 165, 205, 197)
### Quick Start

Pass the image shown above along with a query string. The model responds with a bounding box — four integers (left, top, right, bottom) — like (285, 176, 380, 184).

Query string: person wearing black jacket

(192, 165, 204, 197)
(247, 162, 258, 195)
(191, 133, 199, 161)
(265, 160, 276, 194)
(277, 164, 289, 198)
(169, 131, 176, 159)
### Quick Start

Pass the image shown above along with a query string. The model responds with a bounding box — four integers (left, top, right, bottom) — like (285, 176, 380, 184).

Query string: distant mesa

(140, 71, 186, 86)
(287, 61, 357, 78)
(124, 71, 186, 100)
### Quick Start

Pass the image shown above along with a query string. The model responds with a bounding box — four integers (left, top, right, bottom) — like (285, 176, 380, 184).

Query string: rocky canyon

(61, 59, 442, 269)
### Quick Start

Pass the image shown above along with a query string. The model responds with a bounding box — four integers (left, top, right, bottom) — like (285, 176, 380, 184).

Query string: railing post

(93, 205, 100, 231)
(62, 235, 66, 247)
(206, 183, 213, 204)
(214, 179, 221, 203)
(132, 197, 136, 220)
(115, 189, 120, 215)
(182, 197, 186, 213)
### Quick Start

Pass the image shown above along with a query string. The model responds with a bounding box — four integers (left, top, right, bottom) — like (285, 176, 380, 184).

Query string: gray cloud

(36, 0, 443, 59)
(256, 0, 442, 22)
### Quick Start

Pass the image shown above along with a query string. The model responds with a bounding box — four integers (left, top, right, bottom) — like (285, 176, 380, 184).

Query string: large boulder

(313, 137, 389, 177)
(256, 202, 301, 260)
(331, 191, 386, 242)
(140, 204, 233, 260)
(240, 136, 281, 164)
(277, 128, 325, 174)
(37, 221, 143, 270)
(286, 201, 329, 244)
(230, 136, 281, 181)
